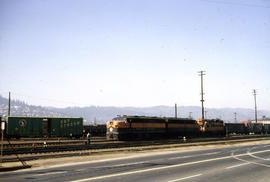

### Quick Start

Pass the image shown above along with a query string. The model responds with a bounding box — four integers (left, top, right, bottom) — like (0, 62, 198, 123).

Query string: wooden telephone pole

(198, 71, 206, 120)
(8, 92, 11, 116)
(253, 89, 258, 123)
(175, 103, 178, 118)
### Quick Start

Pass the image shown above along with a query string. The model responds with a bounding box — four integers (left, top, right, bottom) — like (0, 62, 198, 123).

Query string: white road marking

(233, 156, 270, 168)
(247, 151, 270, 161)
(231, 150, 270, 168)
(169, 155, 194, 160)
(83, 152, 219, 170)
(71, 148, 270, 182)
(168, 174, 202, 182)
(225, 162, 250, 169)
(19, 147, 219, 171)
(169, 152, 220, 160)
(31, 171, 67, 176)
(102, 161, 150, 168)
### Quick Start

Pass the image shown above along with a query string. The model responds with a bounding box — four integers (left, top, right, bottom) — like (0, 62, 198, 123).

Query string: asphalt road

(1, 142, 270, 182)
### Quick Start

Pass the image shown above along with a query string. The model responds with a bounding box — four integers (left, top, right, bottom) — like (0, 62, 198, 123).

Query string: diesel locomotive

(106, 115, 225, 140)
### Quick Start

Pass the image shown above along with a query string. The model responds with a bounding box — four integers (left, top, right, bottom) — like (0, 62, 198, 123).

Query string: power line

(201, 0, 270, 9)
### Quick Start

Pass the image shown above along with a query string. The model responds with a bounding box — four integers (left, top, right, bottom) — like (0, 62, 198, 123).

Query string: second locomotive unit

(106, 115, 225, 140)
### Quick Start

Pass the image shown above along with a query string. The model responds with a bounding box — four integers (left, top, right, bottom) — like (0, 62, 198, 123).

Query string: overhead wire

(200, 0, 270, 9)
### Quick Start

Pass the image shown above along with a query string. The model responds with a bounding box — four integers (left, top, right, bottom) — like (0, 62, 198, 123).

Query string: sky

(0, 0, 270, 109)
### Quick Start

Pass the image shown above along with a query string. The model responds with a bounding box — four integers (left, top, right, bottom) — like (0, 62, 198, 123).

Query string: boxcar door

(42, 119, 48, 135)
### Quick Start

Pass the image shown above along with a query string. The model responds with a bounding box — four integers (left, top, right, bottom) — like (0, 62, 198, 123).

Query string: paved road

(1, 142, 270, 182)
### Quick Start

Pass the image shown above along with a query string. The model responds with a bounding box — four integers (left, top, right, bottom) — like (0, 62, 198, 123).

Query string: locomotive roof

(114, 115, 192, 120)
(5, 116, 83, 119)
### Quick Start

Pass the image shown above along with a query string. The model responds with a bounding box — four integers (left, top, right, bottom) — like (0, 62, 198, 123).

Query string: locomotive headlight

(1, 121, 5, 130)
(109, 127, 113, 133)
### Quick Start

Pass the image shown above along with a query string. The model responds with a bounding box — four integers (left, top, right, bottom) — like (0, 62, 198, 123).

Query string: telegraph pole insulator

(198, 71, 206, 121)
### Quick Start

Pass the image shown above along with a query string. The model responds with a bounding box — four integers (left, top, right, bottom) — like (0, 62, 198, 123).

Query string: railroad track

(2, 135, 270, 164)
(3, 134, 270, 156)
(2, 137, 112, 149)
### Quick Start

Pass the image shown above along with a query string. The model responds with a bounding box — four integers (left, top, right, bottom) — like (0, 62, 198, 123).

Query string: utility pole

(205, 110, 208, 119)
(198, 71, 206, 120)
(234, 112, 237, 123)
(189, 112, 193, 119)
(8, 92, 11, 116)
(253, 89, 258, 123)
(1, 119, 4, 166)
(175, 103, 178, 118)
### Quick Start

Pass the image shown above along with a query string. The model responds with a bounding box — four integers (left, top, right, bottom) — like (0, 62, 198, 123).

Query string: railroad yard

(1, 135, 270, 171)
(2, 115, 270, 174)
(1, 137, 270, 182)
(2, 135, 270, 156)
(2, 0, 269, 181)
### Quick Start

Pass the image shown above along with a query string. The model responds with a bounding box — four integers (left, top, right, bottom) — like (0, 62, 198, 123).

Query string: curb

(0, 165, 31, 172)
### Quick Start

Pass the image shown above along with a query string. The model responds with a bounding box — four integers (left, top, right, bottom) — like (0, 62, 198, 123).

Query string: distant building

(240, 118, 270, 124)
(240, 120, 249, 125)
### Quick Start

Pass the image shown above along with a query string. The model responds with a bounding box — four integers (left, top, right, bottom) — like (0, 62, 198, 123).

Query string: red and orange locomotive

(106, 115, 225, 140)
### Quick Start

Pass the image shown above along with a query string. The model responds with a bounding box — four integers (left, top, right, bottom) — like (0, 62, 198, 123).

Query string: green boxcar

(5, 116, 83, 138)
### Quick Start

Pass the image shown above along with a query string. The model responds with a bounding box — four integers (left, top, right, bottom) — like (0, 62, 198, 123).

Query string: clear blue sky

(0, 0, 270, 109)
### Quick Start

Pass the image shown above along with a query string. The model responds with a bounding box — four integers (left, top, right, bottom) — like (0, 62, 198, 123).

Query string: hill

(1, 95, 269, 124)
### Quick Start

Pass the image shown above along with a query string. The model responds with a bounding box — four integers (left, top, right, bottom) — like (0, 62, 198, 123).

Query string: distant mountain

(0, 95, 65, 117)
(0, 95, 270, 124)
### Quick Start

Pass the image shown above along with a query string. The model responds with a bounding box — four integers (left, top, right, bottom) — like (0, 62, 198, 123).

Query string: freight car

(263, 124, 270, 134)
(224, 123, 248, 135)
(5, 116, 83, 138)
(224, 122, 270, 135)
(246, 123, 264, 134)
(106, 115, 225, 140)
(83, 124, 106, 136)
